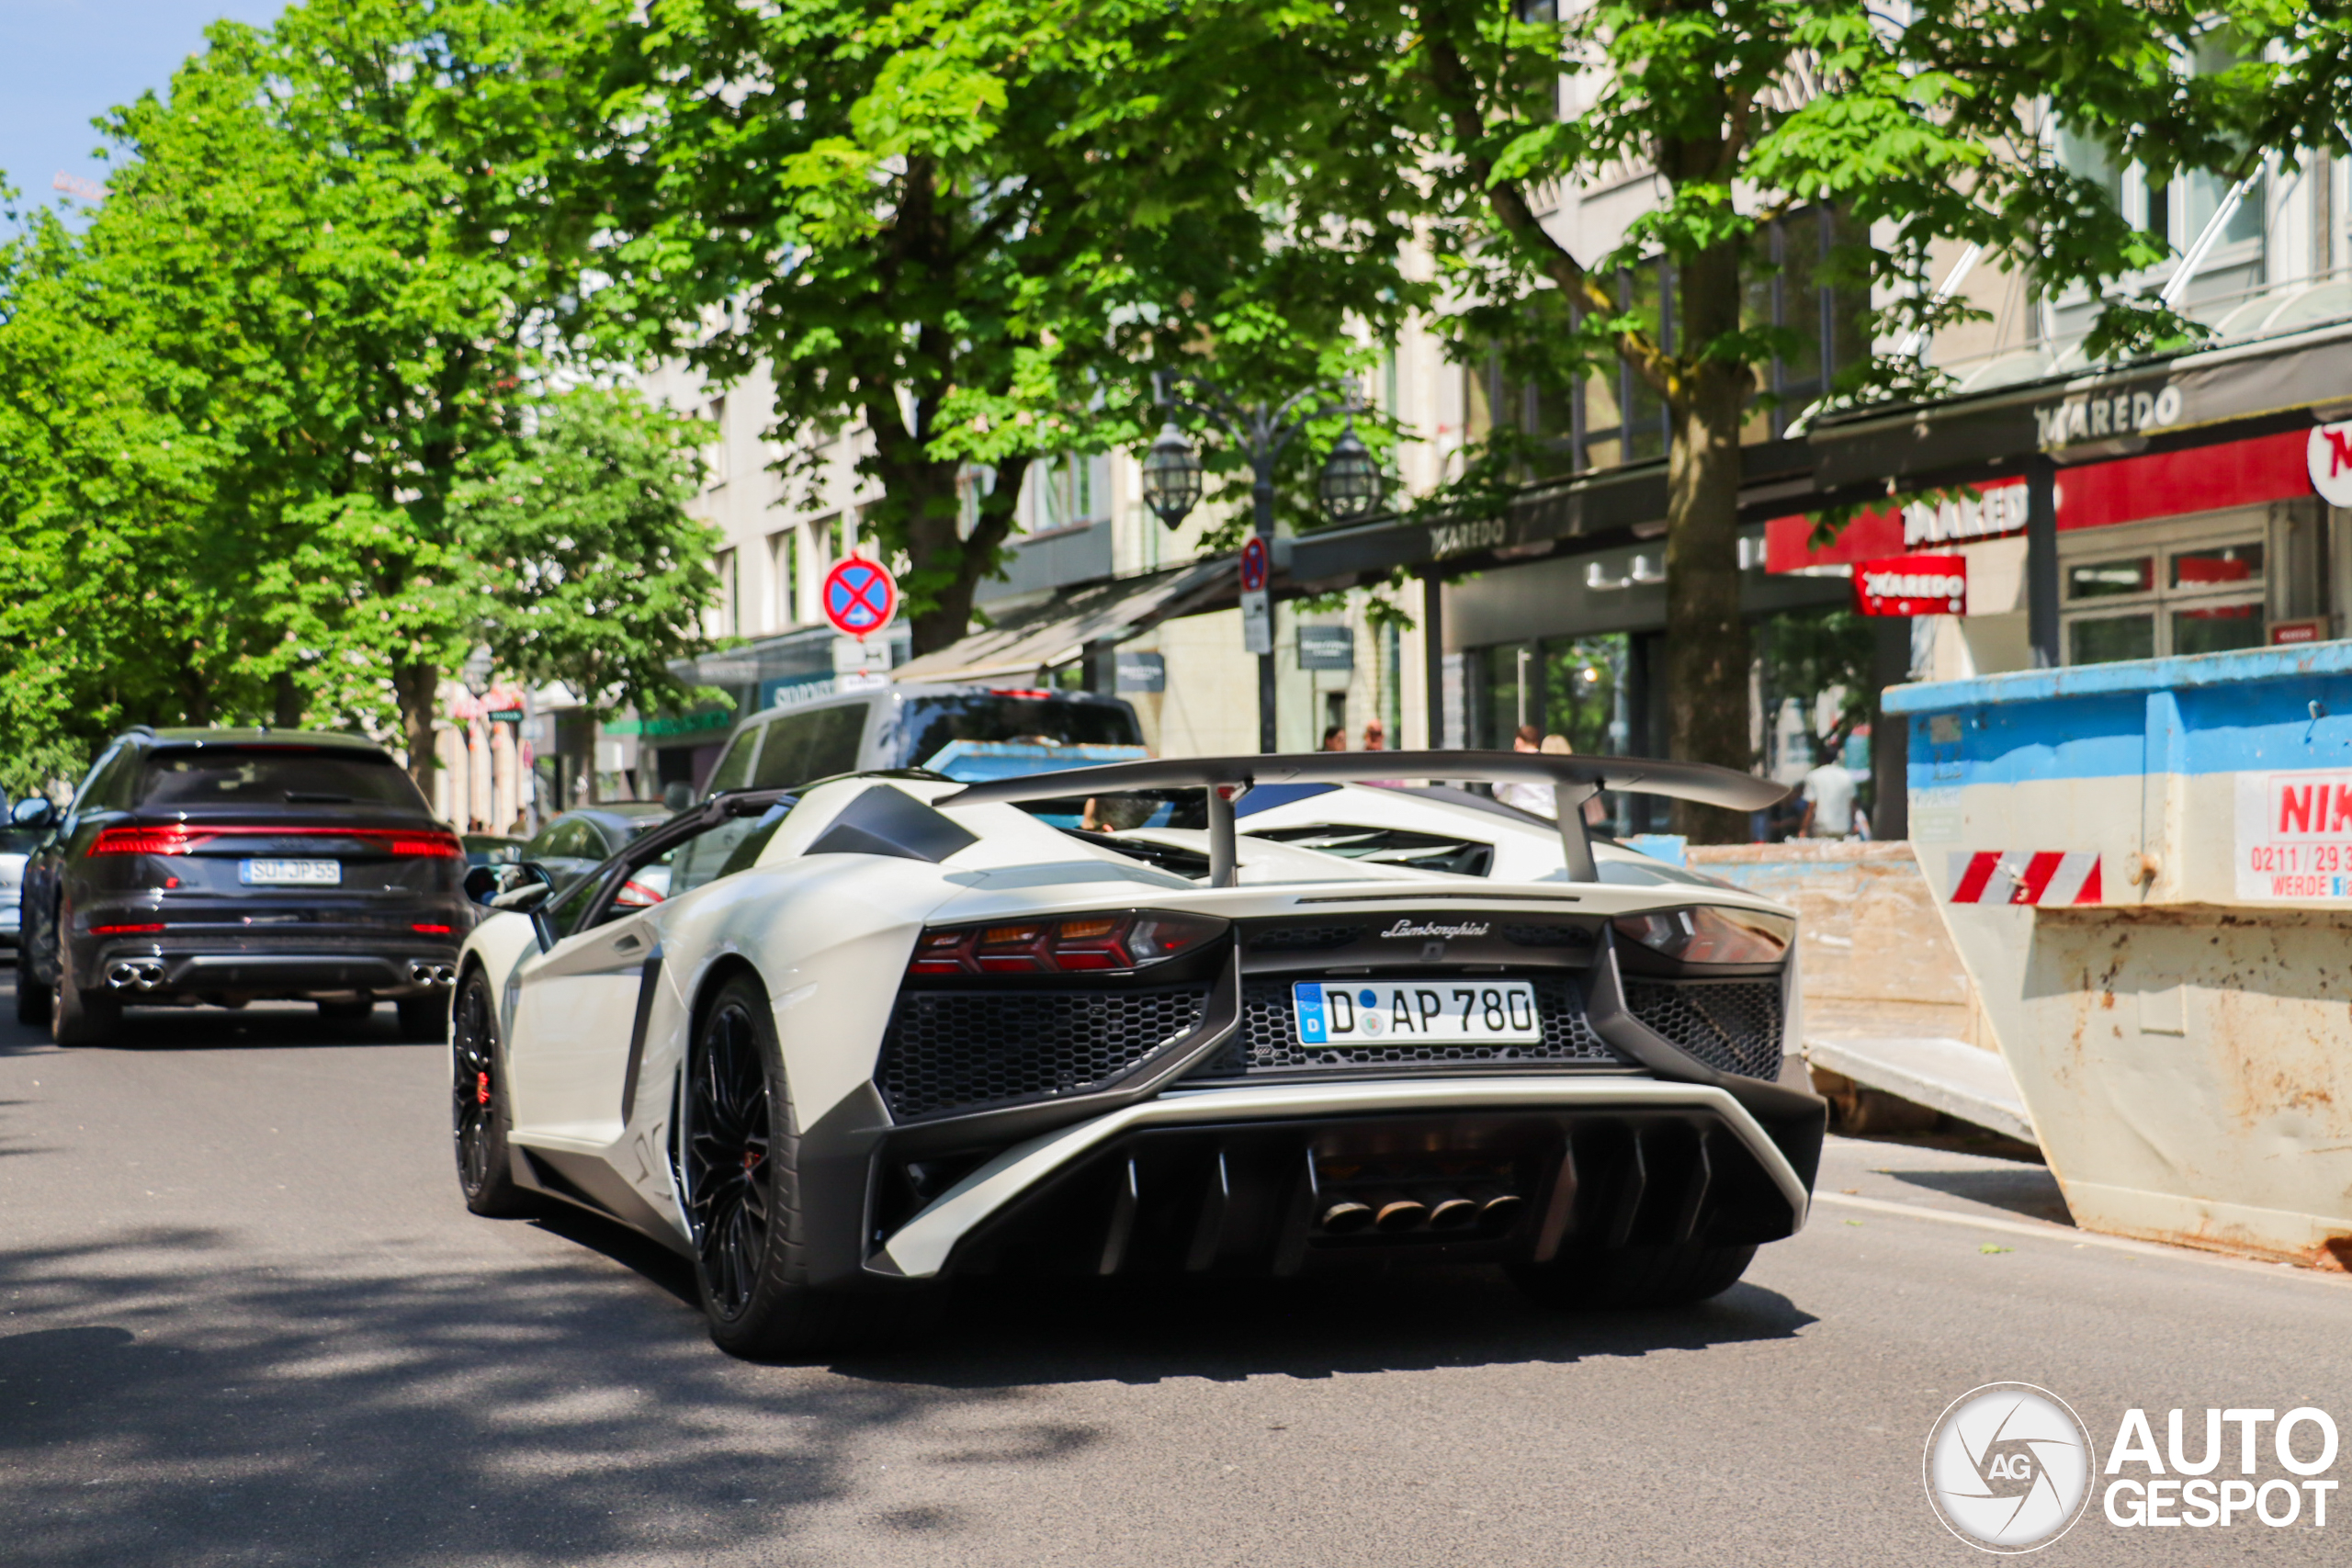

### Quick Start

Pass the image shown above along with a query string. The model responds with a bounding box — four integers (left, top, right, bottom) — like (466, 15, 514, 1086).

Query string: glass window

(612, 800, 799, 917)
(136, 747, 428, 810)
(2170, 543, 2263, 589)
(71, 746, 128, 812)
(750, 705, 870, 789)
(2066, 558, 2154, 600)
(897, 694, 1140, 771)
(704, 728, 759, 795)
(2172, 602, 2265, 656)
(2069, 615, 2156, 665)
(541, 873, 604, 942)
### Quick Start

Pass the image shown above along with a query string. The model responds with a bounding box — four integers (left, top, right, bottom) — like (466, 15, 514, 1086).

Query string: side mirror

(466, 861, 557, 913)
(11, 796, 55, 830)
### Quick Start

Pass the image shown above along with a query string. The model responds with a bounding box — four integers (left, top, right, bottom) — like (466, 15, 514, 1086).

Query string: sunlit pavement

(5, 972, 2349, 1567)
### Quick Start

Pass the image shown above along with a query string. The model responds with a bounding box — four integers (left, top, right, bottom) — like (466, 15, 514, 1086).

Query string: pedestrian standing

(1320, 726, 1349, 751)
(1362, 719, 1386, 751)
(1799, 749, 1860, 839)
(1494, 725, 1552, 814)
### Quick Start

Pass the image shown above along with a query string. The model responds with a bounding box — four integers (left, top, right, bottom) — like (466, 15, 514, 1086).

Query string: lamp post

(1137, 372, 1383, 752)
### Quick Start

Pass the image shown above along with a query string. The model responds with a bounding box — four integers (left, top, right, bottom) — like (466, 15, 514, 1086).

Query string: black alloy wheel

(450, 969, 533, 1217)
(677, 974, 870, 1359)
(683, 990, 775, 1322)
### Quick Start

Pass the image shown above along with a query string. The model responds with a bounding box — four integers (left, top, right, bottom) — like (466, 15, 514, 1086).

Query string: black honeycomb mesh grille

(1189, 974, 1626, 1077)
(1623, 979, 1783, 1079)
(878, 987, 1211, 1119)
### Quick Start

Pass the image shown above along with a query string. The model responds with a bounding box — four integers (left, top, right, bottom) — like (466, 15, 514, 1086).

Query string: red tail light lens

(387, 833, 464, 859)
(88, 826, 461, 858)
(611, 878, 665, 909)
(1612, 907, 1792, 965)
(91, 827, 206, 856)
(908, 911, 1225, 977)
(412, 922, 453, 935)
(91, 922, 166, 935)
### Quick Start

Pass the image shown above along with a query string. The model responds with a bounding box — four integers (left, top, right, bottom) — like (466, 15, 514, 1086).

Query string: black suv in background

(14, 728, 469, 1044)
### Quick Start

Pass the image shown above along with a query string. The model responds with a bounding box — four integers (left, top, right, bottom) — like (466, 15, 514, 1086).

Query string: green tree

(450, 386, 722, 802)
(0, 0, 612, 790)
(559, 0, 1420, 656)
(1256, 0, 2312, 835)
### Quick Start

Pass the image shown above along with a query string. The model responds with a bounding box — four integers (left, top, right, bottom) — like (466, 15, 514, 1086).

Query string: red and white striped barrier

(1948, 851, 2103, 906)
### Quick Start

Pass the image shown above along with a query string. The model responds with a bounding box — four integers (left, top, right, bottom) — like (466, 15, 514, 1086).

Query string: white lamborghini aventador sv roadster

(449, 750, 1823, 1359)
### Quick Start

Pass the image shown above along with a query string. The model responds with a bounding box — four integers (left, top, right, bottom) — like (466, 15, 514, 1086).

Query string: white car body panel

(458, 764, 1816, 1280)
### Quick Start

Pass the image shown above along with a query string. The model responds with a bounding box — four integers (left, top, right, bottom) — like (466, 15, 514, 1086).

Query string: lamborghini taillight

(907, 912, 1225, 977)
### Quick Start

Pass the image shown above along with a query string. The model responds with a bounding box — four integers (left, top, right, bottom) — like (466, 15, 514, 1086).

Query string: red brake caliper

(476, 1071, 491, 1106)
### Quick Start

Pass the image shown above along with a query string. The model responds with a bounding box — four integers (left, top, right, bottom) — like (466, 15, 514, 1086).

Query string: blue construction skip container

(1883, 641, 2352, 1266)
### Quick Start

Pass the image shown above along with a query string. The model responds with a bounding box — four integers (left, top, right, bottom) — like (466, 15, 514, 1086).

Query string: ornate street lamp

(1317, 418, 1383, 523)
(1141, 372, 1378, 750)
(1140, 420, 1204, 528)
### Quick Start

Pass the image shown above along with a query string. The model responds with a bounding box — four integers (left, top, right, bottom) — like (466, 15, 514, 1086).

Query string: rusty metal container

(1883, 642, 2352, 1265)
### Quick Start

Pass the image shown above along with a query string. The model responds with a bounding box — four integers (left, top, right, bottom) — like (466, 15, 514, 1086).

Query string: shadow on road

(1, 1209, 1815, 1567)
(1874, 1163, 2075, 1225)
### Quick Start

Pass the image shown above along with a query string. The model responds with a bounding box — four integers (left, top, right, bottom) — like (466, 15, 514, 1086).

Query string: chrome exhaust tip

(135, 961, 164, 990)
(435, 964, 457, 986)
(1317, 1199, 1374, 1235)
(1369, 1191, 1429, 1234)
(1419, 1190, 1480, 1231)
(1464, 1183, 1524, 1224)
(107, 962, 141, 990)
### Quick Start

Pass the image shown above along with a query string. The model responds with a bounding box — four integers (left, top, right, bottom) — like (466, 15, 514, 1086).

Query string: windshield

(138, 748, 429, 811)
(899, 695, 1140, 773)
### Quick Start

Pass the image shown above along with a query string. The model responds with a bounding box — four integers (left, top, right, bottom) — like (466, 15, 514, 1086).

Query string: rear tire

(397, 995, 447, 1043)
(451, 969, 536, 1218)
(682, 974, 864, 1360)
(1510, 1243, 1758, 1310)
(51, 940, 118, 1046)
(16, 967, 51, 1028)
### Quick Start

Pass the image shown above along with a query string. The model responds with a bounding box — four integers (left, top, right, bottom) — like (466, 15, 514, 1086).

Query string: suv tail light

(908, 911, 1225, 976)
(89, 826, 461, 858)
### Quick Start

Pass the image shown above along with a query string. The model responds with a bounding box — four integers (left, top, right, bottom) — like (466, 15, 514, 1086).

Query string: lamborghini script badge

(1380, 919, 1490, 940)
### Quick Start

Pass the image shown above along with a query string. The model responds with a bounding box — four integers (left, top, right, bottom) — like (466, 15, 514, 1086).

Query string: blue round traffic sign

(822, 558, 898, 637)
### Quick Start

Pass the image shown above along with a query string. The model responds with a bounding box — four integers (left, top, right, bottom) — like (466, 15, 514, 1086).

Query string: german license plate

(1292, 979, 1540, 1046)
(240, 859, 341, 886)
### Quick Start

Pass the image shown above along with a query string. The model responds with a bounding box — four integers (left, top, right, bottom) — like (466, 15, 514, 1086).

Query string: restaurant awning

(891, 556, 1236, 684)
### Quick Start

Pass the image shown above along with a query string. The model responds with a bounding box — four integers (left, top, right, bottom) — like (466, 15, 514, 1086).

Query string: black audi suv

(13, 728, 469, 1043)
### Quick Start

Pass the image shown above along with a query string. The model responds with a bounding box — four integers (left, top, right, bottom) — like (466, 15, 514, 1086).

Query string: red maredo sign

(822, 558, 897, 638)
(1855, 555, 1966, 616)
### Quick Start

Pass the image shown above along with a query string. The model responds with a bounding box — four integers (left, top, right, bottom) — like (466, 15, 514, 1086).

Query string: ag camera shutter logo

(1924, 1382, 2096, 1552)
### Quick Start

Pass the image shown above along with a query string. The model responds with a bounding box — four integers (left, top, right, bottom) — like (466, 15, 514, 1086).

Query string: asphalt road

(6, 980, 2352, 1567)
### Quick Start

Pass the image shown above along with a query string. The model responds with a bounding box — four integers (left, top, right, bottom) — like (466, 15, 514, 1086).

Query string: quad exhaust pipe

(1317, 1184, 1522, 1236)
(105, 960, 166, 991)
(407, 962, 458, 986)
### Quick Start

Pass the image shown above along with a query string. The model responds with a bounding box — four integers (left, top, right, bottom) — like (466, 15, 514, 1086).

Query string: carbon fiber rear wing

(937, 750, 1789, 887)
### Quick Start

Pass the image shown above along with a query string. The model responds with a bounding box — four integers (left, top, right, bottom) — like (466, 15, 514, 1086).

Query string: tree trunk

(270, 671, 303, 729)
(392, 660, 441, 808)
(1663, 244, 1753, 844)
